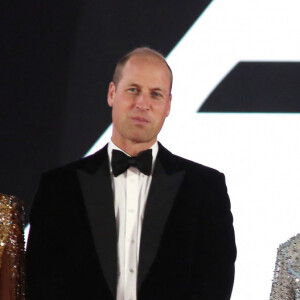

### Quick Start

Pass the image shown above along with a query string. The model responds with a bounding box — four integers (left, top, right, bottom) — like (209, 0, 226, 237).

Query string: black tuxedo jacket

(26, 143, 236, 300)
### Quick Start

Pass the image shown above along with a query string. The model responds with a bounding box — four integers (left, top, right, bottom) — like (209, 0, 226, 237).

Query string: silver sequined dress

(270, 234, 300, 300)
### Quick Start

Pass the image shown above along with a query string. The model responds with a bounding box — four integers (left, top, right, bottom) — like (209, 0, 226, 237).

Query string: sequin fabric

(0, 193, 25, 300)
(270, 234, 300, 300)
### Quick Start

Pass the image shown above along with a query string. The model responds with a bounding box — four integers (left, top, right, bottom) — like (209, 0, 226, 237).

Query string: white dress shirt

(107, 141, 158, 300)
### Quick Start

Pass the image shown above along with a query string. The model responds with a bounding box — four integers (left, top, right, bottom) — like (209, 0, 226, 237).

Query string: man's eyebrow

(126, 84, 167, 94)
(151, 87, 168, 94)
(127, 83, 140, 87)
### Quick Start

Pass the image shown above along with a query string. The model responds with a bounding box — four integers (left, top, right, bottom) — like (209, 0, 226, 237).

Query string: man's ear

(107, 82, 116, 107)
(166, 93, 172, 117)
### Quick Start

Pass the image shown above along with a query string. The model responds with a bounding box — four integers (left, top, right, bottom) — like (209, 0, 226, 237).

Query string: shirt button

(129, 268, 134, 273)
(128, 239, 135, 243)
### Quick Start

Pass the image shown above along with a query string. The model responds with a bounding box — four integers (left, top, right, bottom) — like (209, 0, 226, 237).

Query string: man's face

(107, 55, 172, 149)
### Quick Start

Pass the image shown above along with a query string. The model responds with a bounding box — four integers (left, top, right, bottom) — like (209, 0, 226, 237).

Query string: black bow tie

(111, 149, 153, 177)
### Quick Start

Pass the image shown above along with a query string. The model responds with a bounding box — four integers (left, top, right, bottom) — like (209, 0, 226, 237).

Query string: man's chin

(129, 134, 156, 145)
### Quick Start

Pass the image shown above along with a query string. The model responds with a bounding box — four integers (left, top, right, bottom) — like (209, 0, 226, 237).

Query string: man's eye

(152, 91, 162, 98)
(128, 88, 137, 93)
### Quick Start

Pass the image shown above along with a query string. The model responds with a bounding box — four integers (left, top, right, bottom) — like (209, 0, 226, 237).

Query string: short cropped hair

(112, 47, 173, 91)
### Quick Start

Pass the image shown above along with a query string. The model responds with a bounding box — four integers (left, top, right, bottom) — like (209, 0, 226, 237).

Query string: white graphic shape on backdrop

(87, 0, 300, 153)
(85, 1, 300, 300)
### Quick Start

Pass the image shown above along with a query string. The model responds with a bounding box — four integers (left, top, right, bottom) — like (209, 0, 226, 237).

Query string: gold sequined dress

(270, 234, 300, 300)
(0, 194, 25, 300)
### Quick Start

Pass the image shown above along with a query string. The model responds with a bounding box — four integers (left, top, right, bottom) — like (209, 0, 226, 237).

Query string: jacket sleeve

(25, 173, 65, 300)
(192, 172, 237, 300)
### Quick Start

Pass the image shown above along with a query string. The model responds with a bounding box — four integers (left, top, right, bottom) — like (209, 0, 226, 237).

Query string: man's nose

(135, 93, 150, 110)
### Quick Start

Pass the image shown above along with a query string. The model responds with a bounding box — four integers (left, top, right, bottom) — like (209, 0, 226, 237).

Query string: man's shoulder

(42, 145, 108, 180)
(158, 143, 224, 178)
(159, 144, 225, 184)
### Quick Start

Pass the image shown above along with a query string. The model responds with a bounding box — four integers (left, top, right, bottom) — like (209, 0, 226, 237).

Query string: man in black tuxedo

(26, 47, 236, 300)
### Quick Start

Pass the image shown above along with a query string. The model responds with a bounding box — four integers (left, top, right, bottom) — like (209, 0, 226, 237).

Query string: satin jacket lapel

(76, 149, 117, 299)
(138, 150, 185, 289)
